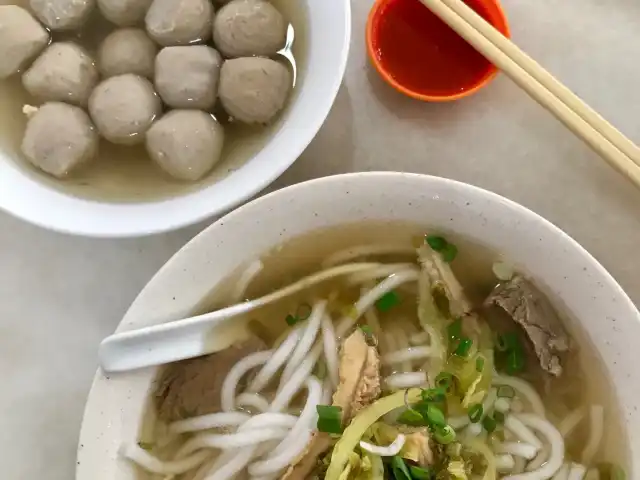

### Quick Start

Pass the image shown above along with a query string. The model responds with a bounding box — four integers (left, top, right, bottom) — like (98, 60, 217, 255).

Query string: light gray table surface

(2, 0, 640, 478)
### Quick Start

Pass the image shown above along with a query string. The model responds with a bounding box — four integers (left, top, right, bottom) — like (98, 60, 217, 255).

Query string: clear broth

(0, 0, 308, 202)
(142, 223, 628, 477)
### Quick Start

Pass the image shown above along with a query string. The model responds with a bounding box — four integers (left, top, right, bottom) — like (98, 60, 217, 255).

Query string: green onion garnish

(497, 385, 515, 398)
(468, 403, 483, 423)
(506, 349, 525, 374)
(397, 408, 427, 426)
(433, 425, 456, 444)
(454, 337, 473, 357)
(494, 411, 506, 424)
(359, 324, 373, 335)
(409, 466, 433, 480)
(426, 404, 446, 427)
(441, 243, 458, 263)
(447, 318, 462, 342)
(482, 415, 497, 433)
(137, 441, 154, 451)
(316, 405, 343, 434)
(435, 372, 454, 390)
(597, 463, 627, 480)
(391, 456, 412, 480)
(421, 387, 447, 403)
(476, 357, 485, 372)
(285, 314, 299, 326)
(425, 235, 447, 251)
(375, 290, 400, 312)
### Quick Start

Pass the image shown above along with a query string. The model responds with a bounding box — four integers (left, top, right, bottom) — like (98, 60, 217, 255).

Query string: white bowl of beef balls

(78, 173, 639, 480)
(0, 0, 351, 237)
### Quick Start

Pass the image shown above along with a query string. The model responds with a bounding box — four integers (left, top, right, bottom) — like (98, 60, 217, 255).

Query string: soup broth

(134, 223, 628, 480)
(0, 0, 307, 202)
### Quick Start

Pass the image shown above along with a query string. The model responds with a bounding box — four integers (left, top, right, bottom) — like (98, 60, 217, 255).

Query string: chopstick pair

(418, 0, 640, 189)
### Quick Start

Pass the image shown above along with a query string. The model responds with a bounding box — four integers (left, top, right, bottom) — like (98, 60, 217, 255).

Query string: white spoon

(99, 262, 383, 373)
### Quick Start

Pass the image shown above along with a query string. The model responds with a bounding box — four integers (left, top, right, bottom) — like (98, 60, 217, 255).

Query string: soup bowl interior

(0, 0, 350, 238)
(78, 172, 640, 479)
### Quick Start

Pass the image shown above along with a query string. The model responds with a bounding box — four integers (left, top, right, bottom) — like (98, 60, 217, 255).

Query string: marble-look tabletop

(2, 0, 640, 478)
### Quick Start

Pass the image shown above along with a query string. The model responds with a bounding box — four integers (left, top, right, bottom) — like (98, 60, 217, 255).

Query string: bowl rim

(365, 0, 511, 102)
(0, 0, 352, 239)
(77, 172, 640, 478)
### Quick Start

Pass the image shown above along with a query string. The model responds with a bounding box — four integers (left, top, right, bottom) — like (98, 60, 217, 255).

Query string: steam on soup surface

(121, 224, 628, 480)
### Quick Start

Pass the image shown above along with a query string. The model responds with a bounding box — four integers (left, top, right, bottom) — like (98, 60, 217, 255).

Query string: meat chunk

(332, 329, 381, 421)
(30, 0, 95, 30)
(98, 28, 157, 79)
(282, 330, 382, 480)
(484, 275, 571, 376)
(213, 0, 287, 58)
(21, 102, 98, 177)
(0, 6, 50, 80)
(23, 42, 99, 107)
(154, 336, 267, 422)
(146, 109, 225, 181)
(218, 57, 291, 124)
(145, 0, 213, 46)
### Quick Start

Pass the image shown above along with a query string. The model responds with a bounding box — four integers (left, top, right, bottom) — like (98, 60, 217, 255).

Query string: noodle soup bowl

(78, 172, 640, 479)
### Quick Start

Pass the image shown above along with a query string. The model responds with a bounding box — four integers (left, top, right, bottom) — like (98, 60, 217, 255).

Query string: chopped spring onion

(316, 405, 343, 434)
(497, 385, 515, 398)
(425, 235, 458, 262)
(360, 324, 373, 335)
(421, 387, 446, 403)
(493, 411, 506, 424)
(285, 314, 299, 326)
(391, 456, 412, 480)
(433, 425, 456, 444)
(441, 243, 458, 263)
(137, 441, 154, 451)
(376, 290, 400, 312)
(482, 415, 497, 433)
(409, 466, 433, 480)
(447, 318, 462, 342)
(425, 235, 447, 251)
(476, 357, 485, 373)
(425, 404, 446, 427)
(454, 337, 473, 357)
(435, 372, 454, 390)
(468, 403, 484, 423)
(492, 261, 515, 281)
(397, 408, 427, 426)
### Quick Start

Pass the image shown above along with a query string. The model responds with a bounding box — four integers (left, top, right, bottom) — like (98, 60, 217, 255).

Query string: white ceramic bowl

(0, 0, 350, 238)
(78, 173, 640, 478)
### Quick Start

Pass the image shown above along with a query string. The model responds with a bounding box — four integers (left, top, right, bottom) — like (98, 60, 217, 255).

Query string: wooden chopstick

(417, 0, 640, 189)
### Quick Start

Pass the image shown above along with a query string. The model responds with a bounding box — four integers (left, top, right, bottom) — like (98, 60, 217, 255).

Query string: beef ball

(219, 57, 291, 124)
(23, 42, 98, 107)
(97, 0, 152, 26)
(89, 74, 162, 145)
(0, 6, 50, 80)
(21, 102, 98, 178)
(213, 0, 286, 58)
(146, 110, 224, 181)
(98, 28, 157, 79)
(30, 0, 95, 30)
(145, 0, 212, 46)
(154, 46, 221, 109)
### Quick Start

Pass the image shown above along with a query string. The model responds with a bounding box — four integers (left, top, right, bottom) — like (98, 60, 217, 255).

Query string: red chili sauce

(371, 0, 503, 97)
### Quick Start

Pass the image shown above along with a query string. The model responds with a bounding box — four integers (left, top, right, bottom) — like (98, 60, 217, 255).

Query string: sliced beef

(154, 335, 267, 422)
(282, 329, 382, 480)
(484, 275, 571, 376)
